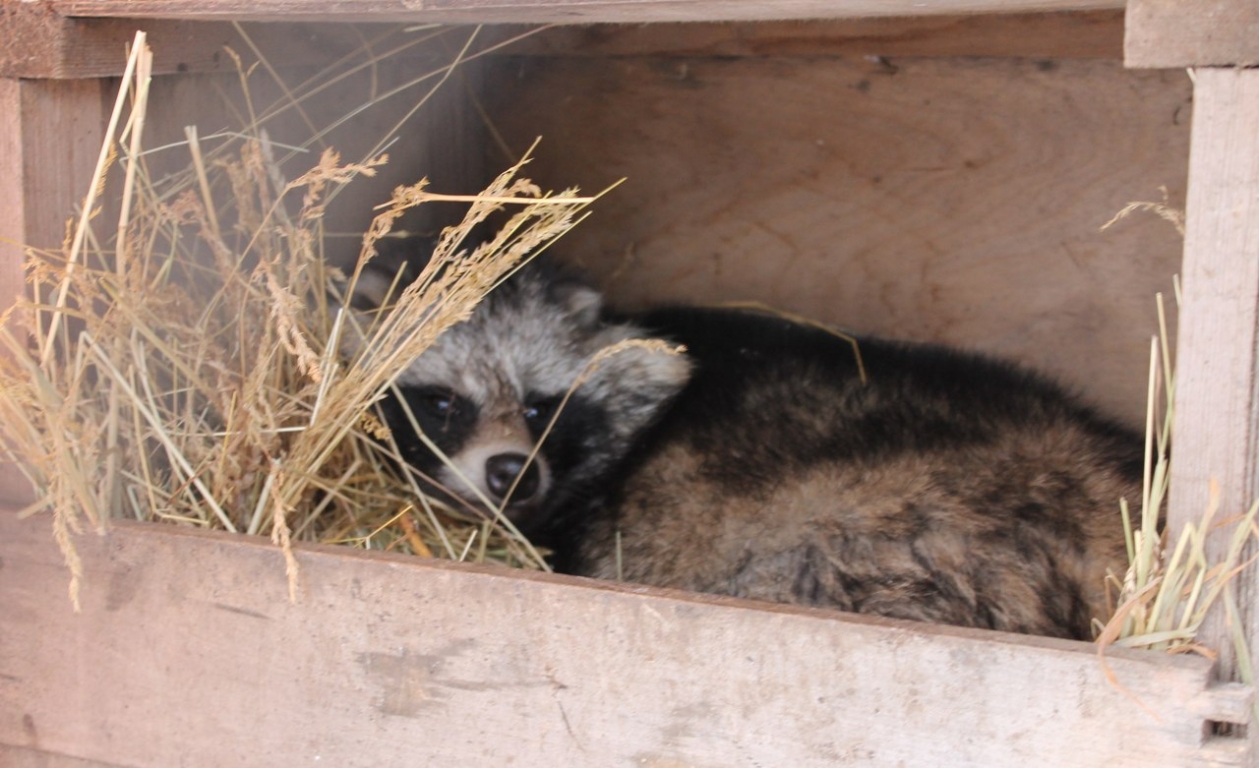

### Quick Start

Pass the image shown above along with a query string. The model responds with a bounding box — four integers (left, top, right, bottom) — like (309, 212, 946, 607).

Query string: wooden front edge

(1126, 0, 1259, 68)
(0, 512, 1252, 767)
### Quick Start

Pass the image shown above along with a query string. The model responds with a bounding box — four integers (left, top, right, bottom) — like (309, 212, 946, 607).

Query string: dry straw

(1098, 204, 1259, 710)
(0, 28, 602, 607)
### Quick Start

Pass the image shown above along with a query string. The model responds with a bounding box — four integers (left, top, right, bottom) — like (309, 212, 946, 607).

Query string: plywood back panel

(0, 513, 1251, 767)
(486, 55, 1190, 428)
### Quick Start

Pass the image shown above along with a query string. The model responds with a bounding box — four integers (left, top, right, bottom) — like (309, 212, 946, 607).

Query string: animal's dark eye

(420, 389, 457, 416)
(523, 395, 562, 424)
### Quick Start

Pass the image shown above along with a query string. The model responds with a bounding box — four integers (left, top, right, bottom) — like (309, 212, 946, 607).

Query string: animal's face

(353, 269, 691, 533)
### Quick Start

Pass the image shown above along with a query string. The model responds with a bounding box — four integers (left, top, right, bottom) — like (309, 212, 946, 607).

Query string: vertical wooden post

(0, 81, 26, 334)
(0, 78, 35, 507)
(0, 77, 106, 505)
(1170, 67, 1259, 700)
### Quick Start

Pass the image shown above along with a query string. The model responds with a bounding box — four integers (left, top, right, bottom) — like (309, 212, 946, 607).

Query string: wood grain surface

(1127, 0, 1259, 68)
(0, 79, 106, 506)
(0, 512, 1250, 767)
(1169, 68, 1259, 727)
(485, 55, 1190, 428)
(50, 0, 1126, 24)
(0, 11, 1127, 80)
(489, 10, 1125, 60)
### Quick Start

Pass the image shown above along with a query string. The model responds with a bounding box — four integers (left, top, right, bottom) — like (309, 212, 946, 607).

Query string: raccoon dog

(351, 265, 1142, 641)
(343, 263, 691, 536)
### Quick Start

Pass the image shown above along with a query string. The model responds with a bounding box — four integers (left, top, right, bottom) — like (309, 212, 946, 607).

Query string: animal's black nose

(485, 453, 540, 503)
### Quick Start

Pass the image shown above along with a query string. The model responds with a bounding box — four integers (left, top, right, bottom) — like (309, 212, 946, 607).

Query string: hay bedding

(0, 30, 595, 606)
(1, 31, 1257, 689)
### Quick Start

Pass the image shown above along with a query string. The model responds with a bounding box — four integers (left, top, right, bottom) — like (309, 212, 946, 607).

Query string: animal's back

(566, 306, 1142, 640)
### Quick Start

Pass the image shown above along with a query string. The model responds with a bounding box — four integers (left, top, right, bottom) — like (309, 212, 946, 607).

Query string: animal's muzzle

(485, 452, 541, 504)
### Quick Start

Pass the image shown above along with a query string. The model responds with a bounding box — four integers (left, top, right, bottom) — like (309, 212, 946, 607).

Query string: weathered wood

(490, 10, 1125, 59)
(0, 512, 1252, 766)
(1169, 68, 1259, 726)
(0, 81, 27, 340)
(0, 78, 106, 507)
(0, 11, 431, 80)
(0, 745, 126, 768)
(485, 55, 1190, 428)
(51, 0, 1125, 24)
(0, 9, 1127, 80)
(1126, 0, 1259, 68)
(0, 79, 26, 508)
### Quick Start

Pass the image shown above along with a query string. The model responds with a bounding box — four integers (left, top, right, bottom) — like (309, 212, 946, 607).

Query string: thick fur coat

(561, 305, 1141, 640)
(351, 267, 1143, 640)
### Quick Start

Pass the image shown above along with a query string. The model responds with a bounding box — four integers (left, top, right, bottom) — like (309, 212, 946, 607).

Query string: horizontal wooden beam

(0, 13, 449, 79)
(0, 9, 1127, 81)
(1126, 0, 1259, 68)
(50, 0, 1124, 24)
(0, 512, 1252, 766)
(490, 10, 1124, 59)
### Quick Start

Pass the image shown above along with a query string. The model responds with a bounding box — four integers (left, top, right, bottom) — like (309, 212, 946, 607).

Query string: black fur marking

(379, 385, 480, 478)
(627, 306, 1122, 493)
(790, 545, 828, 605)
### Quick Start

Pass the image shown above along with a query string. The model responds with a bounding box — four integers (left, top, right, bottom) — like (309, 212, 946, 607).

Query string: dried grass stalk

(1097, 284, 1259, 715)
(0, 29, 598, 607)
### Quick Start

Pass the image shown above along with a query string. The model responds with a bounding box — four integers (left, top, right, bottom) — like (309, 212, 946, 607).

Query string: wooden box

(3, 1, 1258, 765)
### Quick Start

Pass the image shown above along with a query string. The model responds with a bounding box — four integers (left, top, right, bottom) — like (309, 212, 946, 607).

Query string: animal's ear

(338, 240, 431, 312)
(549, 279, 604, 327)
(345, 263, 407, 312)
(328, 260, 414, 361)
(584, 334, 692, 441)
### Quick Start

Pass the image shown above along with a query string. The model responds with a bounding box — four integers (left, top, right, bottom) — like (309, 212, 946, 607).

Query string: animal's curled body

(354, 268, 1142, 640)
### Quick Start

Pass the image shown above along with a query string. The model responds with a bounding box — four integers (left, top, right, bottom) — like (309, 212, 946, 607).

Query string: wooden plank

(50, 0, 1125, 24)
(1169, 68, 1259, 727)
(0, 79, 28, 508)
(0, 9, 1127, 80)
(485, 55, 1190, 428)
(488, 10, 1125, 60)
(0, 13, 451, 80)
(1126, 0, 1259, 68)
(0, 512, 1252, 767)
(0, 745, 127, 768)
(0, 78, 106, 507)
(0, 81, 27, 350)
